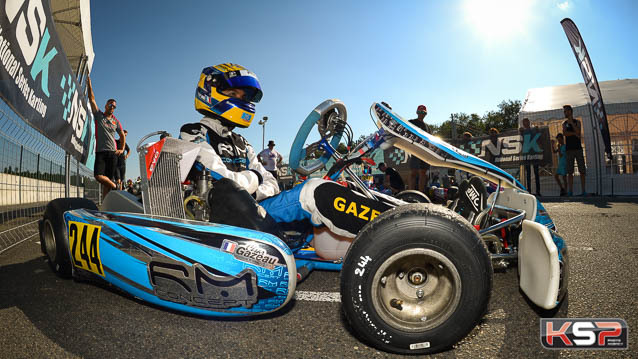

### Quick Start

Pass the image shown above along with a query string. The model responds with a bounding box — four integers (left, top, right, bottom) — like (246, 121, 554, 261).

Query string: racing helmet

(195, 63, 263, 128)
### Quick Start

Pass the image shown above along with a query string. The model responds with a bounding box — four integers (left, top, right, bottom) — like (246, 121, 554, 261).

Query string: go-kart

(39, 100, 567, 355)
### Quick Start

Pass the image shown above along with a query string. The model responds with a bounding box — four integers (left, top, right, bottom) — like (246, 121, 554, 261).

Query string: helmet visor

(216, 71, 263, 103)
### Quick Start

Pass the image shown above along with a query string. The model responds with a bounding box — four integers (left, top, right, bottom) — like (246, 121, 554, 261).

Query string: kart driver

(180, 64, 390, 243)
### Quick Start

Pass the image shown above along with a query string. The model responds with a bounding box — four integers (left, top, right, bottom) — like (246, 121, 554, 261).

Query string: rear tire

(340, 203, 492, 354)
(395, 190, 431, 203)
(40, 198, 98, 277)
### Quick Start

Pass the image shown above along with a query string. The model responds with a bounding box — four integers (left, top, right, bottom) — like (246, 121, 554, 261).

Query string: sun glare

(463, 0, 534, 43)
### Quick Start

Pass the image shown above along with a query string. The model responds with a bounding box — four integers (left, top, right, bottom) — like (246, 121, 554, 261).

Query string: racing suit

(180, 116, 389, 238)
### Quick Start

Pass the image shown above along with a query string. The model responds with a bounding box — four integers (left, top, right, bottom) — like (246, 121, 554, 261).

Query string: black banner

(451, 128, 553, 168)
(380, 128, 553, 170)
(0, 0, 92, 163)
(561, 18, 612, 160)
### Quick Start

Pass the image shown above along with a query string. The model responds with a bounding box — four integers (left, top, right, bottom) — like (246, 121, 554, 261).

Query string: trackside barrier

(0, 99, 99, 254)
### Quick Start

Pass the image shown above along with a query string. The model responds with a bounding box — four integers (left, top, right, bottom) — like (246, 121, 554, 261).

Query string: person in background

(520, 118, 541, 196)
(258, 140, 283, 179)
(552, 133, 568, 196)
(455, 131, 473, 184)
(115, 129, 131, 190)
(486, 127, 500, 165)
(378, 162, 405, 195)
(86, 77, 125, 199)
(562, 104, 587, 196)
(408, 105, 432, 193)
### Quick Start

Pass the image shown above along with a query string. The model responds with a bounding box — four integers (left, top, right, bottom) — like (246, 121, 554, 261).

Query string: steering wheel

(289, 99, 347, 176)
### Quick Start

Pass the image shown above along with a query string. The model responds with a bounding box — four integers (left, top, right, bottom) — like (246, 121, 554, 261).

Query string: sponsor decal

(149, 260, 258, 310)
(221, 239, 282, 270)
(144, 138, 166, 180)
(333, 197, 380, 222)
(540, 318, 628, 349)
(465, 185, 481, 212)
(68, 221, 104, 277)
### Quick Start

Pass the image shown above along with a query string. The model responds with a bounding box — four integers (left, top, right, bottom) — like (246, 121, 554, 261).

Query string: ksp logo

(540, 318, 628, 349)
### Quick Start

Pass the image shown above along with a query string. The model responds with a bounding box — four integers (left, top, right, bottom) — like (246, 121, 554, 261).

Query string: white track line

(294, 291, 341, 303)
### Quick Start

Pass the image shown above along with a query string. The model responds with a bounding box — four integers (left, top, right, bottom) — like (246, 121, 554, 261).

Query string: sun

(463, 0, 534, 43)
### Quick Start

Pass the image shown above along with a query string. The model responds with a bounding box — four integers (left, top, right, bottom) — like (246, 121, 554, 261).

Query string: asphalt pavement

(1, 197, 636, 358)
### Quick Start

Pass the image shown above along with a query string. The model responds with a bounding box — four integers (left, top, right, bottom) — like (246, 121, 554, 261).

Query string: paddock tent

(520, 79, 638, 195)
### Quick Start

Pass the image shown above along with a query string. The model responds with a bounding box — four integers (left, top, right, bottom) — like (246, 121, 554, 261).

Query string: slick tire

(340, 203, 492, 355)
(40, 198, 98, 277)
(395, 190, 431, 204)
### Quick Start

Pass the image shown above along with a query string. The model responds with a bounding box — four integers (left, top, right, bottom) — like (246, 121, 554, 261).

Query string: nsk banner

(451, 127, 553, 168)
(561, 18, 612, 160)
(382, 128, 552, 170)
(0, 0, 92, 163)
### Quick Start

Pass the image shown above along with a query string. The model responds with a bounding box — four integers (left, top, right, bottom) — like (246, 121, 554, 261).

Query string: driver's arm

(180, 124, 278, 200)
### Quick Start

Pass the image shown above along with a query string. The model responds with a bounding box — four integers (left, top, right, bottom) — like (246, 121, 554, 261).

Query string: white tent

(520, 79, 638, 195)
(50, 0, 94, 78)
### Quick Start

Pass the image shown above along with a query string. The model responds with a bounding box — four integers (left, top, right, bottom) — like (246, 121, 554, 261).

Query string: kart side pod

(518, 220, 566, 309)
(63, 209, 298, 317)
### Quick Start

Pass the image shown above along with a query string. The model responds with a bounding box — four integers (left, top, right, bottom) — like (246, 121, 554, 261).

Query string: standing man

(115, 129, 131, 189)
(520, 118, 541, 196)
(258, 140, 283, 179)
(408, 105, 432, 193)
(562, 105, 587, 196)
(87, 77, 126, 199)
(378, 162, 404, 195)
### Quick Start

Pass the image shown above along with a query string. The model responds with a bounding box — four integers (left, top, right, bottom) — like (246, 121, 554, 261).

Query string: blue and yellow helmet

(195, 63, 263, 128)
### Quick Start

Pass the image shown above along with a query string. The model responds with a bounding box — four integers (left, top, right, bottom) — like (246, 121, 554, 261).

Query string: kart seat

(451, 177, 488, 223)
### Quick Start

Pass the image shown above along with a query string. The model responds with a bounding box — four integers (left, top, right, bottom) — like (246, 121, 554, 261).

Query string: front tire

(340, 203, 492, 354)
(40, 198, 98, 277)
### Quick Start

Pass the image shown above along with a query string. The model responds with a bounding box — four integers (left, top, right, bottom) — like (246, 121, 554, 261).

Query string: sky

(87, 0, 638, 180)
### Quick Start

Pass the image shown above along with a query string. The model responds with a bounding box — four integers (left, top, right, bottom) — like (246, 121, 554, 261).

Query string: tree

(434, 99, 522, 139)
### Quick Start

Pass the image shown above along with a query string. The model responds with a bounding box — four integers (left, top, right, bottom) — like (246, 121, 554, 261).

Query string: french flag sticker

(221, 239, 238, 253)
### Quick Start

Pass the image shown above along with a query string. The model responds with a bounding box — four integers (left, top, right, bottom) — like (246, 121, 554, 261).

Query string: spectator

(462, 131, 472, 140)
(115, 129, 131, 190)
(520, 118, 541, 196)
(86, 77, 125, 199)
(552, 133, 568, 196)
(486, 127, 500, 165)
(378, 162, 405, 195)
(408, 105, 432, 193)
(456, 132, 473, 183)
(258, 140, 283, 179)
(125, 179, 134, 193)
(562, 105, 587, 196)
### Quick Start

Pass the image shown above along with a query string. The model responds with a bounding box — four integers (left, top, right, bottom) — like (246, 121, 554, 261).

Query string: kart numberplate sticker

(68, 221, 104, 277)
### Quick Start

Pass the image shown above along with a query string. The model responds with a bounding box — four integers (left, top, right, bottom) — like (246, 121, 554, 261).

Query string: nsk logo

(5, 0, 57, 97)
(463, 133, 542, 158)
(4, 0, 87, 150)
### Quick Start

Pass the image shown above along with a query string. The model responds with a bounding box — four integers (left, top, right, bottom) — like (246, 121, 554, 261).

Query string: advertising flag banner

(0, 0, 93, 163)
(561, 18, 613, 160)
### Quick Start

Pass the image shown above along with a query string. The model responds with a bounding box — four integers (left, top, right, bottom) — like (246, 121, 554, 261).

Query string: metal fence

(0, 99, 99, 254)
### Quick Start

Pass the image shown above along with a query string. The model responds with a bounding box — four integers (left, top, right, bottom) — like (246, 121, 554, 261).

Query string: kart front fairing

(371, 102, 568, 309)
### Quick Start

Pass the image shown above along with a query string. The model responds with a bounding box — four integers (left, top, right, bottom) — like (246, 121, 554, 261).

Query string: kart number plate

(68, 221, 104, 277)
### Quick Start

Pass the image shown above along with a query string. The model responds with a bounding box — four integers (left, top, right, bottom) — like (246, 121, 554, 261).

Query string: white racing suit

(180, 117, 390, 238)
